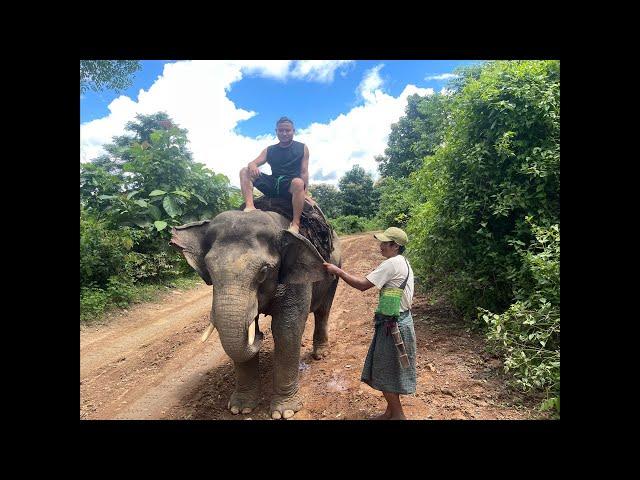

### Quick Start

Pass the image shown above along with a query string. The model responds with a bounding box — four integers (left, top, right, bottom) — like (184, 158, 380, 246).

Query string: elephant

(169, 207, 341, 419)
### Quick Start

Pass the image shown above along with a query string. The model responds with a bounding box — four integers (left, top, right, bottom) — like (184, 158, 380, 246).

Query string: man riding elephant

(239, 116, 309, 234)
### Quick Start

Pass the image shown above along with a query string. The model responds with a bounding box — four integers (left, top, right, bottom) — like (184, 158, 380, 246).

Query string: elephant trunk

(212, 284, 263, 363)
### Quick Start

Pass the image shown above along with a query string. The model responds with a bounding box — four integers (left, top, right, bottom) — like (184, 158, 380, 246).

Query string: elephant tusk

(248, 319, 256, 346)
(201, 323, 216, 343)
(201, 287, 216, 343)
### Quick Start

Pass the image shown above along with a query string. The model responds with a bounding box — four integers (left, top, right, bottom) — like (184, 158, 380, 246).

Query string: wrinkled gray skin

(170, 209, 341, 419)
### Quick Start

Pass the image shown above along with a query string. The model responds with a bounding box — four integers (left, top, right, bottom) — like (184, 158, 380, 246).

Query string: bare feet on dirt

(370, 411, 392, 420)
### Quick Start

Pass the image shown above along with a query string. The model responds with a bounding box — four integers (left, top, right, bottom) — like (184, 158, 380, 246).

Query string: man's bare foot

(243, 206, 257, 212)
(389, 415, 407, 420)
(287, 223, 299, 234)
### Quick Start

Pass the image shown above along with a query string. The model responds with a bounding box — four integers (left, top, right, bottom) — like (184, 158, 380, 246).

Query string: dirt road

(80, 232, 548, 420)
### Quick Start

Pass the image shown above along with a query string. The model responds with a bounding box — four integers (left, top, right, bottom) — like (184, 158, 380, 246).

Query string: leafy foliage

(80, 113, 233, 233)
(408, 60, 560, 316)
(480, 221, 560, 413)
(308, 183, 342, 218)
(397, 60, 560, 408)
(80, 60, 141, 94)
(376, 93, 451, 179)
(338, 165, 378, 218)
(375, 176, 414, 228)
(80, 113, 235, 320)
(80, 206, 134, 289)
(329, 215, 383, 235)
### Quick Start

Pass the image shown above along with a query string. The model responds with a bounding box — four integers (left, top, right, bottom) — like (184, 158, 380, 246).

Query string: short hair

(276, 116, 294, 127)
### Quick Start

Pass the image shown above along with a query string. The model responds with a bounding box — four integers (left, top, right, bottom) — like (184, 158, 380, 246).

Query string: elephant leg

(269, 285, 310, 419)
(228, 353, 260, 414)
(312, 277, 338, 360)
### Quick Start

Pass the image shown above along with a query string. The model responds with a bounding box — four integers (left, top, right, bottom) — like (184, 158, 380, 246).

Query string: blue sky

(80, 60, 479, 186)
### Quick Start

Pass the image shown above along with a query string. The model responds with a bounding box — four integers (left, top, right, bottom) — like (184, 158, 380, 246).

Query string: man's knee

(240, 167, 253, 183)
(290, 177, 305, 192)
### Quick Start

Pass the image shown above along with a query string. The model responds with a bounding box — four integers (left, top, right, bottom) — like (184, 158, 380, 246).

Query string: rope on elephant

(239, 196, 334, 262)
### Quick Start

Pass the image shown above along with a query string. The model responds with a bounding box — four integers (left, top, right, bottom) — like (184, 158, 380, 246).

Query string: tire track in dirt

(80, 286, 212, 377)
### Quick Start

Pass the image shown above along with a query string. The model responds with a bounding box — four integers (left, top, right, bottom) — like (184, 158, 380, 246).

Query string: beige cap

(374, 227, 408, 246)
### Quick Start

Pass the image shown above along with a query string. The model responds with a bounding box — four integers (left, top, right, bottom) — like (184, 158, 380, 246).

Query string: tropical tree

(308, 183, 341, 218)
(408, 60, 560, 315)
(80, 60, 141, 94)
(376, 93, 451, 179)
(81, 113, 233, 231)
(338, 165, 378, 218)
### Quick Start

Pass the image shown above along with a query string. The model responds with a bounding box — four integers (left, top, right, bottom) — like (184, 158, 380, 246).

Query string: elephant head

(169, 210, 329, 363)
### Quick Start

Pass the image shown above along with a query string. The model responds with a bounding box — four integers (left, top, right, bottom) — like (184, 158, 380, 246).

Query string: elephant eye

(257, 265, 268, 284)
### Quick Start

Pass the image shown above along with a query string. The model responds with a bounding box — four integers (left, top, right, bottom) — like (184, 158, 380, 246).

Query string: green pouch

(375, 287, 403, 317)
(373, 257, 410, 317)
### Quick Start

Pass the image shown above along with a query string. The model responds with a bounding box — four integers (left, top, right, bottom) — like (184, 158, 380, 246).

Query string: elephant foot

(270, 394, 302, 420)
(227, 389, 260, 415)
(312, 344, 329, 360)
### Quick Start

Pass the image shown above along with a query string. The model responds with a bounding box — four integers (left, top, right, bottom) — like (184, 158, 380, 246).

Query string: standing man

(322, 227, 416, 420)
(240, 117, 309, 234)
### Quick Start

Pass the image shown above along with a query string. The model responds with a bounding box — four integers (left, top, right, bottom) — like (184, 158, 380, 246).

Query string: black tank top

(266, 140, 305, 177)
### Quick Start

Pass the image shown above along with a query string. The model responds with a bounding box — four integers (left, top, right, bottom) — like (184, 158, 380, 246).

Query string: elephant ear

(279, 230, 330, 284)
(168, 220, 212, 285)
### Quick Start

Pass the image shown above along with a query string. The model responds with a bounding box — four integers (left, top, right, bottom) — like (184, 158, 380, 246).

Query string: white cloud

(357, 64, 385, 103)
(230, 60, 293, 81)
(80, 61, 434, 188)
(425, 73, 459, 81)
(298, 79, 433, 184)
(290, 60, 354, 82)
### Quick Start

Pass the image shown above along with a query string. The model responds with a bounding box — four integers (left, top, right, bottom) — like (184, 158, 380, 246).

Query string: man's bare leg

(240, 167, 258, 212)
(288, 178, 305, 233)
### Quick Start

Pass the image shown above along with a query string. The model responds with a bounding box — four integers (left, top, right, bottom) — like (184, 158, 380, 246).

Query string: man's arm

(323, 262, 375, 291)
(248, 148, 268, 179)
(300, 144, 309, 190)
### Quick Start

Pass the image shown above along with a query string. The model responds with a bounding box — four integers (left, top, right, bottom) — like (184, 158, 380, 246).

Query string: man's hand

(323, 262, 341, 276)
(248, 162, 260, 180)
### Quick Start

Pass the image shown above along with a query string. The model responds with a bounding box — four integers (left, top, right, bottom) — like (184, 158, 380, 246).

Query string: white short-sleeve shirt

(365, 255, 414, 312)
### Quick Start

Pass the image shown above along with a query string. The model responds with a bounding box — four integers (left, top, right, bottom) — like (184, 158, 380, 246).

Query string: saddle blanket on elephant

(241, 196, 334, 262)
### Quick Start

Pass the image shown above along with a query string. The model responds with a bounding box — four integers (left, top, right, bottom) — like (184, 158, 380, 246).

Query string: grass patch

(80, 273, 203, 324)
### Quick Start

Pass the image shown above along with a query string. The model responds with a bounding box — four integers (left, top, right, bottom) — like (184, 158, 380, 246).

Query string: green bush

(124, 250, 184, 283)
(399, 61, 560, 413)
(80, 273, 202, 323)
(480, 221, 559, 414)
(80, 208, 135, 290)
(362, 217, 384, 232)
(329, 215, 383, 235)
(105, 276, 136, 307)
(329, 215, 363, 234)
(80, 286, 110, 322)
(376, 176, 414, 229)
(407, 60, 560, 319)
